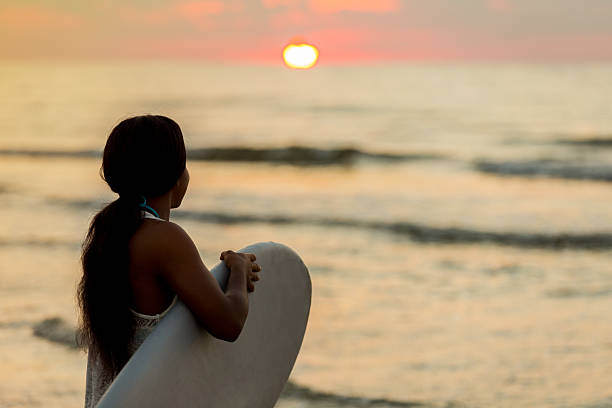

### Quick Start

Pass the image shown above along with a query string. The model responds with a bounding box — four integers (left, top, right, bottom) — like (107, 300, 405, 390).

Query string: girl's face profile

(172, 167, 189, 208)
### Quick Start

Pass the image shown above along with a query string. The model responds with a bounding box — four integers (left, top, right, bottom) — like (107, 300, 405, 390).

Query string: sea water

(1, 62, 612, 408)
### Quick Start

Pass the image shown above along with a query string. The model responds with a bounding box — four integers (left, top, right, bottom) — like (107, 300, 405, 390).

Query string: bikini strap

(138, 195, 161, 218)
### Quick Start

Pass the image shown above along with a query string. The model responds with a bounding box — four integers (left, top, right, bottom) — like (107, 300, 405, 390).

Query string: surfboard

(97, 241, 311, 408)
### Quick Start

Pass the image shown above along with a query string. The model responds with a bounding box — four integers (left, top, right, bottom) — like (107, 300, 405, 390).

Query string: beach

(1, 62, 612, 407)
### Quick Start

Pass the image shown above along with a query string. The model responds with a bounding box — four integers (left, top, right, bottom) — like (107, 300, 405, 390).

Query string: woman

(78, 115, 261, 407)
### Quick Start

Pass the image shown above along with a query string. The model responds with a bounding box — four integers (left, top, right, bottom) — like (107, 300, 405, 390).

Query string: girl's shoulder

(129, 219, 197, 273)
(131, 218, 194, 254)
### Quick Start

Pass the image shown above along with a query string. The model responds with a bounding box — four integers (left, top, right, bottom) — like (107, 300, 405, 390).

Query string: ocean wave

(546, 287, 612, 298)
(556, 136, 612, 147)
(29, 316, 434, 407)
(474, 159, 612, 182)
(0, 148, 99, 158)
(187, 146, 440, 165)
(582, 397, 612, 408)
(0, 146, 441, 166)
(174, 210, 612, 250)
(30, 315, 430, 407)
(32, 317, 79, 349)
(0, 320, 36, 329)
(0, 237, 78, 249)
(304, 103, 375, 113)
(280, 381, 431, 407)
(44, 196, 612, 250)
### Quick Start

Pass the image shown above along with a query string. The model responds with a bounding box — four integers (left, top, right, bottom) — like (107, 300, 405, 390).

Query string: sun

(283, 43, 319, 69)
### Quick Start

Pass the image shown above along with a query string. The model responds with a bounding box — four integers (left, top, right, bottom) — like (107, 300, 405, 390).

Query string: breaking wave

(280, 380, 431, 407)
(0, 237, 78, 249)
(0, 146, 442, 166)
(186, 146, 441, 165)
(32, 317, 79, 349)
(0, 148, 99, 158)
(174, 210, 612, 250)
(474, 159, 612, 182)
(555, 136, 612, 147)
(45, 198, 612, 250)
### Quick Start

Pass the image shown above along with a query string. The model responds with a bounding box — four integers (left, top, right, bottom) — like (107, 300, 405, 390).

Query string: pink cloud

(0, 5, 82, 29)
(121, 8, 170, 25)
(475, 33, 612, 60)
(109, 35, 280, 63)
(104, 28, 612, 63)
(292, 26, 476, 63)
(118, 1, 227, 27)
(176, 1, 224, 19)
(309, 0, 400, 14)
(3, 1, 612, 63)
(261, 0, 302, 8)
(268, 10, 309, 27)
(485, 0, 512, 13)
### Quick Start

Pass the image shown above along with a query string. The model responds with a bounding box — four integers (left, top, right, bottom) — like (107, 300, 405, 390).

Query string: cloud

(268, 10, 309, 28)
(485, 0, 512, 13)
(475, 32, 612, 60)
(261, 0, 302, 9)
(117, 1, 228, 27)
(0, 5, 82, 30)
(1, 0, 612, 62)
(302, 26, 458, 62)
(309, 0, 400, 14)
(175, 1, 225, 18)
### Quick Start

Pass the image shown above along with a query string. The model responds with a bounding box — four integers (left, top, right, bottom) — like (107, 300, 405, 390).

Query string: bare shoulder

(141, 219, 198, 253)
(147, 219, 191, 241)
(130, 220, 199, 266)
(144, 220, 203, 270)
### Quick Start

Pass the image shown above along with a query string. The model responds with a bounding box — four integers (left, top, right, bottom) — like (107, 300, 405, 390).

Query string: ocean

(1, 61, 612, 408)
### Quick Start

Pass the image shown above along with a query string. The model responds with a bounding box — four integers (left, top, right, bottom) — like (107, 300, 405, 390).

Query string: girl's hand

(220, 250, 261, 292)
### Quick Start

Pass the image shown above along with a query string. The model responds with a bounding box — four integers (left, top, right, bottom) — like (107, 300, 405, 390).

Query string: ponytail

(78, 198, 143, 374)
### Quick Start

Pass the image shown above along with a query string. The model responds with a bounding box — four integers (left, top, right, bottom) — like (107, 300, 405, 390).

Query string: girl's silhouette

(78, 115, 260, 407)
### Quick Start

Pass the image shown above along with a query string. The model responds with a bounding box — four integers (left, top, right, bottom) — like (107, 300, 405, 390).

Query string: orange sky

(1, 0, 611, 64)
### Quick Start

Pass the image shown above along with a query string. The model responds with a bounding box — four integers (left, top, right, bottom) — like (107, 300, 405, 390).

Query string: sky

(1, 0, 611, 64)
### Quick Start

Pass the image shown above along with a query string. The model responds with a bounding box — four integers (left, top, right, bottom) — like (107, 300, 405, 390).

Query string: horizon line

(2, 55, 612, 66)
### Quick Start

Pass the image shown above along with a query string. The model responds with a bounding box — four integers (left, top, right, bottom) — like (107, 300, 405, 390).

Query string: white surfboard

(97, 241, 311, 408)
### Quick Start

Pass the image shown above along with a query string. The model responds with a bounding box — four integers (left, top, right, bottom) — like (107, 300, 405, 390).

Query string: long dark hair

(78, 115, 186, 375)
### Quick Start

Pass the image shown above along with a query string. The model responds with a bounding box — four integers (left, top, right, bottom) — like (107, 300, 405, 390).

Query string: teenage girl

(77, 115, 261, 407)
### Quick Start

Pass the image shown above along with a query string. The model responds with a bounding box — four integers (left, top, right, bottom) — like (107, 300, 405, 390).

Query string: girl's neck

(145, 194, 171, 221)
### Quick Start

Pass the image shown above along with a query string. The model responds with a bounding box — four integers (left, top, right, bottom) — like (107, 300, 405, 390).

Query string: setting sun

(282, 43, 319, 69)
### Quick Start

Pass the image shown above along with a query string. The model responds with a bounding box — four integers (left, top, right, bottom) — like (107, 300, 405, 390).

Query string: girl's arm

(153, 222, 254, 342)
